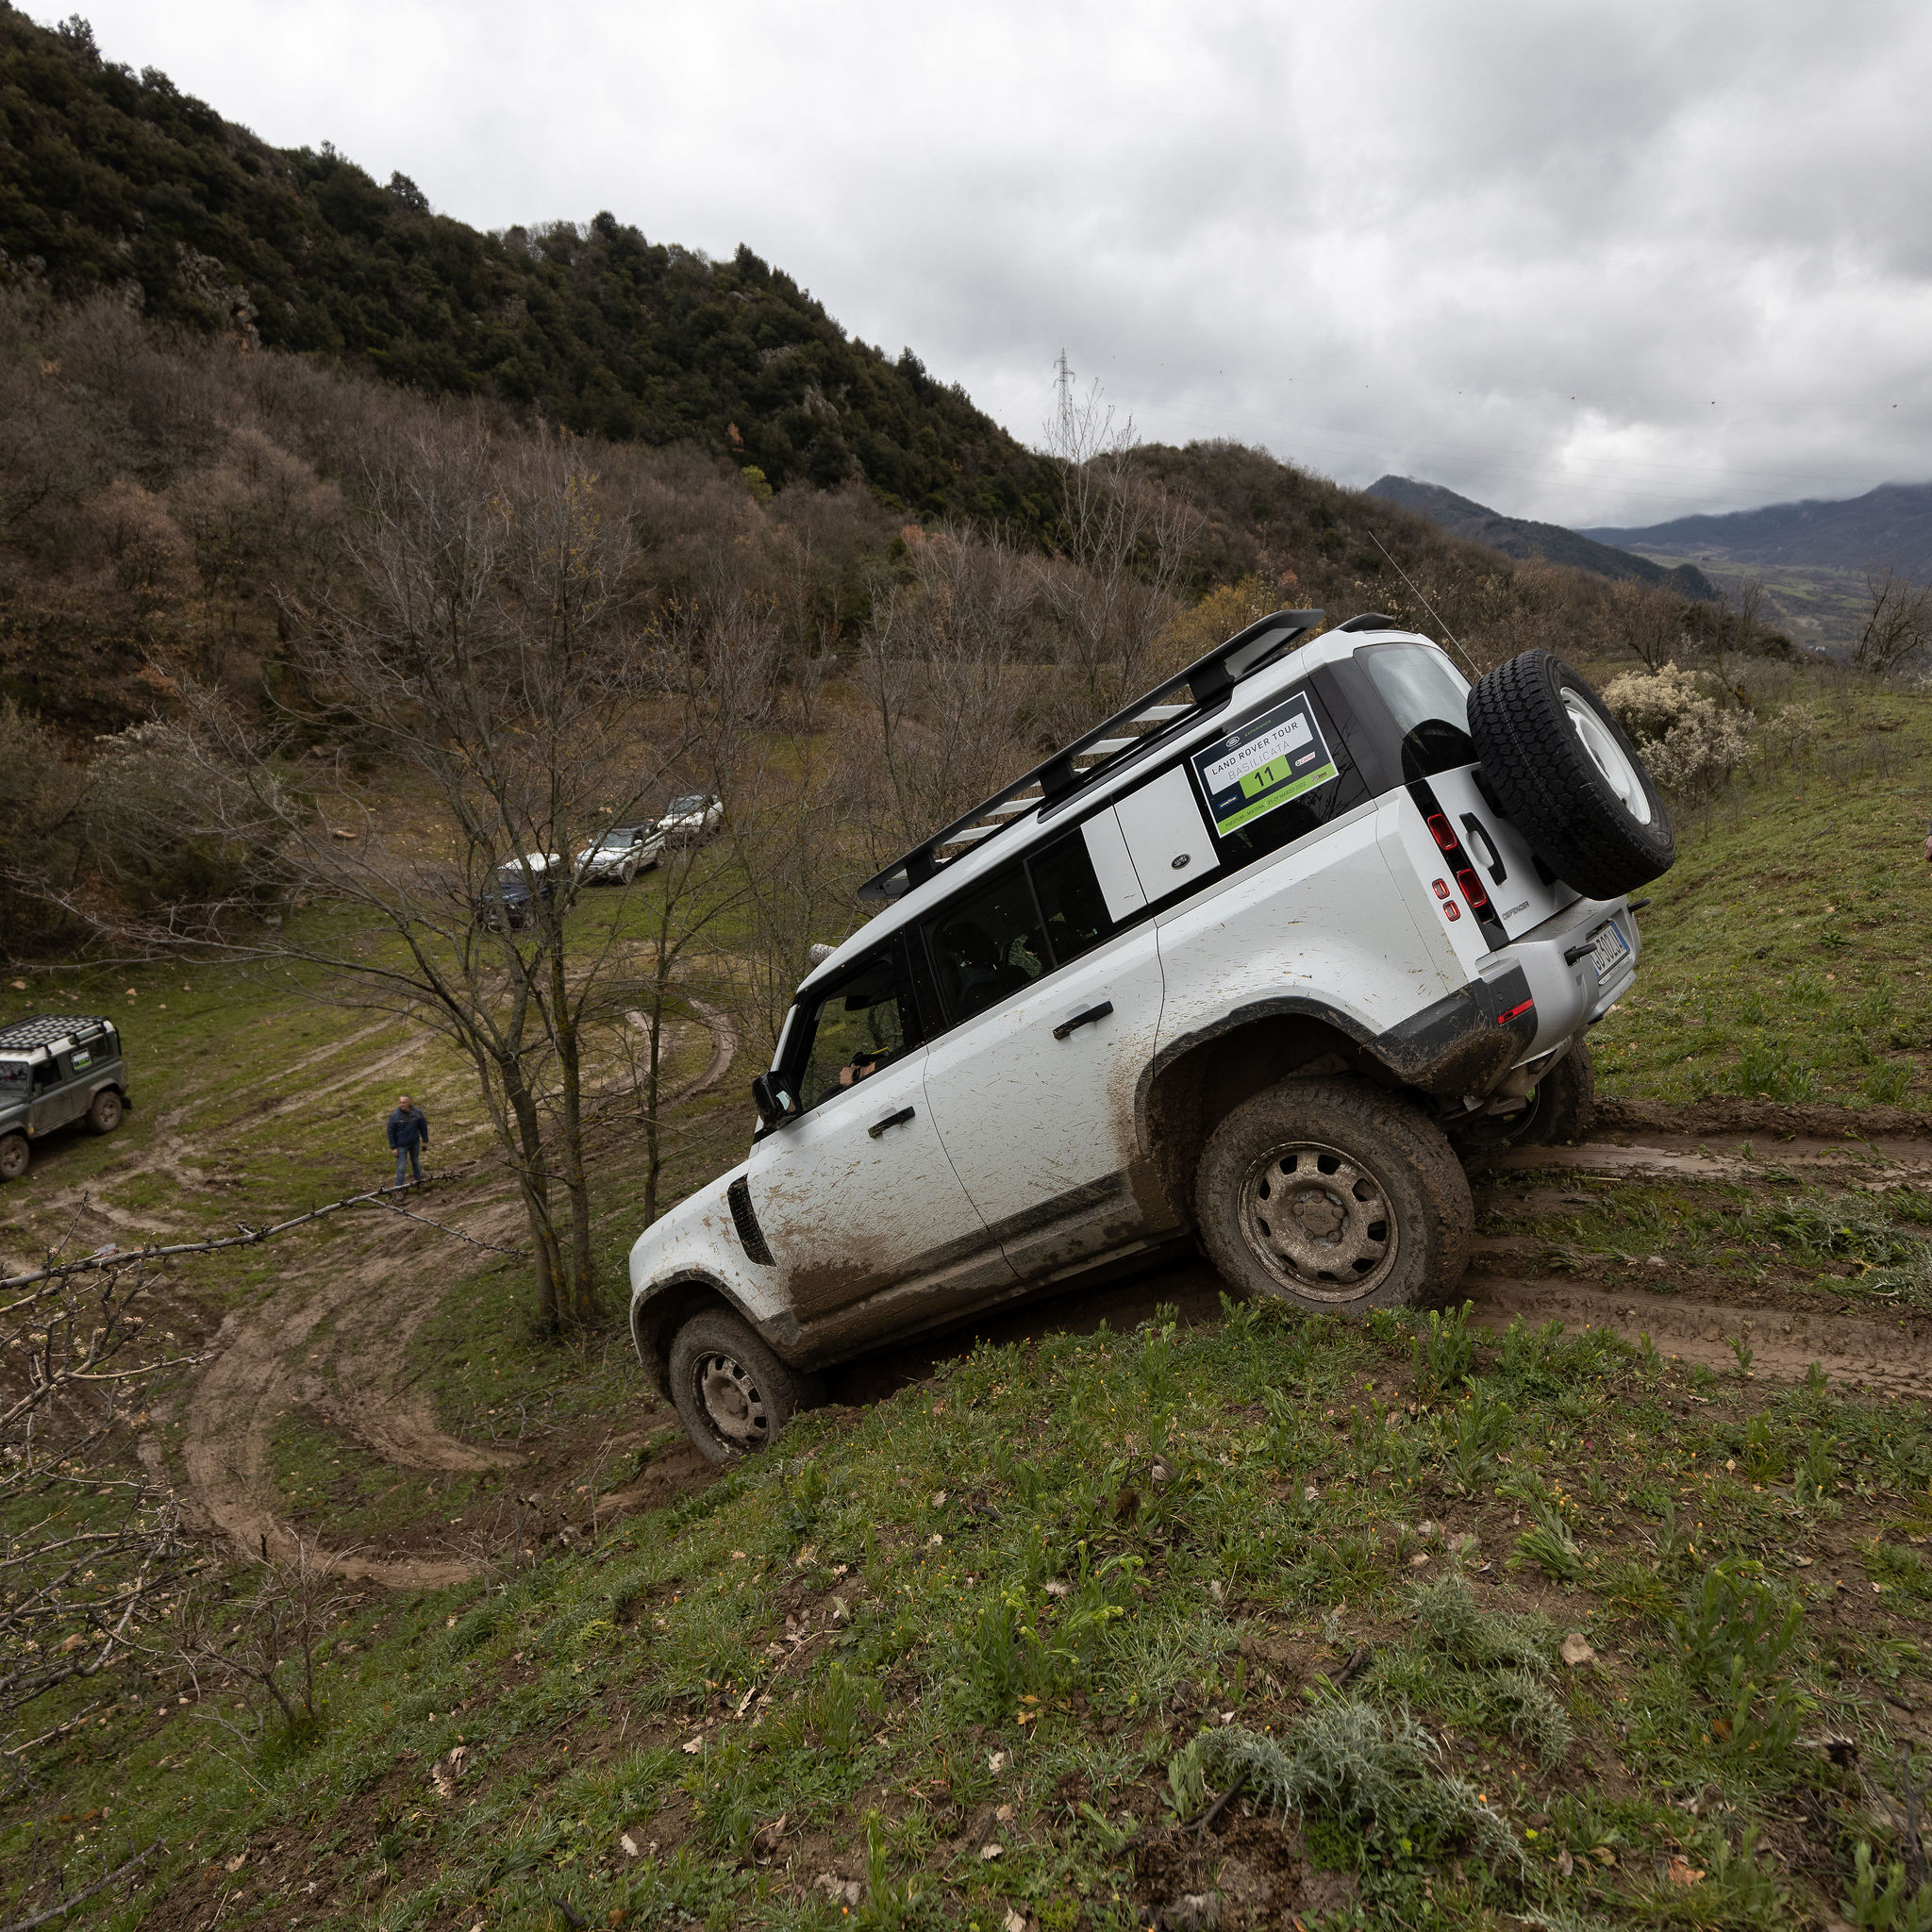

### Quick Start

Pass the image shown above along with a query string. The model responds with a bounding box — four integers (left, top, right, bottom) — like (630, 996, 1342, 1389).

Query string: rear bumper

(1484, 897, 1638, 1059)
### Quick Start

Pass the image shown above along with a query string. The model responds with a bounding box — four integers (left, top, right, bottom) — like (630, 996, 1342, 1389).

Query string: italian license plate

(1589, 919, 1629, 978)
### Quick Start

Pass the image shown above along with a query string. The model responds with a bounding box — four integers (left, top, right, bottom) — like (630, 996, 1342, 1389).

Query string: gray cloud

(54, 0, 1932, 525)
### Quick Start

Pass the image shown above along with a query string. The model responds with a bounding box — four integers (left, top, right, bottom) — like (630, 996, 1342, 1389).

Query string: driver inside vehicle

(799, 958, 907, 1109)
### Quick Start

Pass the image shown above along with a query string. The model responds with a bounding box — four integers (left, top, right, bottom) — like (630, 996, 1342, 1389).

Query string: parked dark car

(475, 854, 560, 931)
(0, 1014, 132, 1181)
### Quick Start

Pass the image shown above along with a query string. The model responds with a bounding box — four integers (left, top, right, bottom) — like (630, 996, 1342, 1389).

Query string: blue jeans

(393, 1143, 422, 1186)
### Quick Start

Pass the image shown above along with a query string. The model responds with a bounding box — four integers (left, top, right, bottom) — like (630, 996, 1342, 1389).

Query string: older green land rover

(0, 1014, 131, 1181)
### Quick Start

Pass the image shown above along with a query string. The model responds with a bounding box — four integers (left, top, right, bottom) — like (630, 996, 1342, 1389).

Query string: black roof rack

(857, 609, 1324, 905)
(1335, 612, 1397, 632)
(0, 1015, 114, 1054)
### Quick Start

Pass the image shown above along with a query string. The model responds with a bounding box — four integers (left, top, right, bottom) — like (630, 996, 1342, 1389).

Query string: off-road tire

(668, 1308, 817, 1466)
(85, 1089, 125, 1136)
(1195, 1077, 1473, 1314)
(1466, 650, 1674, 898)
(0, 1133, 26, 1182)
(1450, 1041, 1597, 1155)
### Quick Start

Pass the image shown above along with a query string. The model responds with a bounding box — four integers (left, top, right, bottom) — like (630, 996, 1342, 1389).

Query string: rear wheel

(1195, 1077, 1472, 1314)
(0, 1133, 26, 1182)
(1450, 1041, 1597, 1154)
(85, 1089, 125, 1136)
(668, 1308, 816, 1465)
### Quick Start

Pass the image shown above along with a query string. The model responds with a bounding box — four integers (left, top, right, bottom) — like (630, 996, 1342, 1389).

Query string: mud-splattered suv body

(0, 1015, 131, 1181)
(628, 611, 1674, 1460)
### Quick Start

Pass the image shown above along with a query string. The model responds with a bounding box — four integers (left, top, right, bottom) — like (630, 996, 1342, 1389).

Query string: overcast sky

(45, 0, 1932, 526)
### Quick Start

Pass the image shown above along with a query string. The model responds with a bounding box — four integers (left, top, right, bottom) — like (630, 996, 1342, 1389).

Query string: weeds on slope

(9, 1295, 1932, 1931)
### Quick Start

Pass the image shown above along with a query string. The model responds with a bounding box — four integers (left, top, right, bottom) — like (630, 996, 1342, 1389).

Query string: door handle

(1052, 1000, 1115, 1041)
(1459, 812, 1507, 884)
(867, 1106, 916, 1140)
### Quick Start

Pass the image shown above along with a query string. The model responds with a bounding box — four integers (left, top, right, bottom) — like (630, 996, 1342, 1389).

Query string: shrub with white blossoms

(1602, 662, 1753, 800)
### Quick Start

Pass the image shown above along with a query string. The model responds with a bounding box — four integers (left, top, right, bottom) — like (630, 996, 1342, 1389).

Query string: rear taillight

(1425, 813, 1457, 851)
(1455, 867, 1491, 911)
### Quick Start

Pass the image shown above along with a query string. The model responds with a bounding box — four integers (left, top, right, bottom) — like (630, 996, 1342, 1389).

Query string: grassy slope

(24, 1299, 1932, 1932)
(1591, 668, 1932, 1111)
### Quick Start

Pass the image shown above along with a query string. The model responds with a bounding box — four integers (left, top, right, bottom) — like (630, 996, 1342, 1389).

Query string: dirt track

(171, 1002, 742, 1587)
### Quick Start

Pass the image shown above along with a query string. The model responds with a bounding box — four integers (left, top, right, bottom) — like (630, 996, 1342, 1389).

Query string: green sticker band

(1210, 759, 1339, 834)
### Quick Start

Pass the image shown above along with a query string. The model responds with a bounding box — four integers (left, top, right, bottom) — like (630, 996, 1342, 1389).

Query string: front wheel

(668, 1308, 817, 1465)
(86, 1089, 125, 1136)
(1194, 1077, 1473, 1314)
(0, 1133, 26, 1182)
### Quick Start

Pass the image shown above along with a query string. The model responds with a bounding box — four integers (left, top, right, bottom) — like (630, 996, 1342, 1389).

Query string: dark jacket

(386, 1105, 429, 1151)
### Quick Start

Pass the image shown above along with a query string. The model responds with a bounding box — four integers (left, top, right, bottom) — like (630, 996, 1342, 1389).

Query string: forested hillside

(0, 6, 1053, 523)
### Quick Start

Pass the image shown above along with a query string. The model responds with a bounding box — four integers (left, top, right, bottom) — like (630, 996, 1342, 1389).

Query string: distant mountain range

(1367, 476, 1718, 600)
(1583, 481, 1932, 576)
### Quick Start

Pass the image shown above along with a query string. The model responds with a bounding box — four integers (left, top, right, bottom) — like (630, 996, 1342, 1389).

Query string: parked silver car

(577, 824, 665, 885)
(658, 792, 724, 843)
(0, 1014, 131, 1181)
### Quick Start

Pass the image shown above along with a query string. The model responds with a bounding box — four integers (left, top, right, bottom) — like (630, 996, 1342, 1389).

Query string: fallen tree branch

(0, 1840, 161, 1932)
(2, 1174, 524, 1291)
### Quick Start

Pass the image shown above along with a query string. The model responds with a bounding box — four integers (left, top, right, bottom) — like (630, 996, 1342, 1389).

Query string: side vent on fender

(726, 1175, 774, 1266)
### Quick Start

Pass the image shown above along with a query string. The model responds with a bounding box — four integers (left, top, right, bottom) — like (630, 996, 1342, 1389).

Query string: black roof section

(858, 609, 1325, 905)
(0, 1014, 117, 1054)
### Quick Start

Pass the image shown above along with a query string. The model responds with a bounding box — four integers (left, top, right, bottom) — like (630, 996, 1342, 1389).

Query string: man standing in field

(387, 1093, 429, 1188)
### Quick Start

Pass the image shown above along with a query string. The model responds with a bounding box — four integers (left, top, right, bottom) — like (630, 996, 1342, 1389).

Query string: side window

(1026, 829, 1113, 967)
(924, 868, 1050, 1022)
(1356, 642, 1477, 780)
(793, 951, 914, 1112)
(1190, 685, 1372, 873)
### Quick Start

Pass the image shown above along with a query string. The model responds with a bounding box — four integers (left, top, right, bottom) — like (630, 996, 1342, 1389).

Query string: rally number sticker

(1191, 691, 1340, 837)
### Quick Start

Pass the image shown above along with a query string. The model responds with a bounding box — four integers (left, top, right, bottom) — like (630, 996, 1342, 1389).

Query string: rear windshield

(1356, 642, 1476, 780)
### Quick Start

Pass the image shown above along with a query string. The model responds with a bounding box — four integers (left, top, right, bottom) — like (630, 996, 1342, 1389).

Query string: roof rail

(857, 608, 1324, 904)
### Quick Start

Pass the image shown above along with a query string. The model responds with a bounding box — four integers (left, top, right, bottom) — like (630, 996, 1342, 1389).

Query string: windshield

(597, 829, 637, 848)
(1357, 642, 1476, 780)
(666, 794, 706, 816)
(0, 1058, 27, 1097)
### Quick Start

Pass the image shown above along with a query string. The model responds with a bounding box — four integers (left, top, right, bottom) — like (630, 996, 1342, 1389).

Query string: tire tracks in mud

(176, 1002, 739, 1589)
(1458, 1264, 1932, 1400)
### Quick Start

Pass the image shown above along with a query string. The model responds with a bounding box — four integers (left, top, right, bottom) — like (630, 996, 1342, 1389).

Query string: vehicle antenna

(1368, 528, 1483, 681)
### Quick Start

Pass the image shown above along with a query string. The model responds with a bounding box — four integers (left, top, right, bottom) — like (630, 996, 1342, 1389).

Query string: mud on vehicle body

(629, 612, 1674, 1461)
(0, 1014, 132, 1181)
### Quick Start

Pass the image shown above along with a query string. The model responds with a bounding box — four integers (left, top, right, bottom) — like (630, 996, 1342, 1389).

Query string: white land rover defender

(628, 612, 1674, 1462)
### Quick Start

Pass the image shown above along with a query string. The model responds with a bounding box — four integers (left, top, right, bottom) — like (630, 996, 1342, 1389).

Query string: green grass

(8, 1300, 1932, 1929)
(1585, 672, 1932, 1110)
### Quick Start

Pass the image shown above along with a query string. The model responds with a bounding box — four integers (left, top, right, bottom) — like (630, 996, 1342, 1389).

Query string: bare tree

(1856, 565, 1932, 676)
(1040, 381, 1201, 724)
(173, 1539, 349, 1744)
(857, 525, 1040, 856)
(1609, 578, 1688, 672)
(91, 419, 694, 1329)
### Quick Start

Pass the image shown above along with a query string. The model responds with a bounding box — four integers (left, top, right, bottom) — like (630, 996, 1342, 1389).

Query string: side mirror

(751, 1073, 794, 1126)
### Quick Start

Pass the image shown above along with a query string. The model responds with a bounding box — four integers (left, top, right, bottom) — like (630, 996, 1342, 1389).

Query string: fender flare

(629, 1270, 796, 1396)
(1133, 974, 1535, 1214)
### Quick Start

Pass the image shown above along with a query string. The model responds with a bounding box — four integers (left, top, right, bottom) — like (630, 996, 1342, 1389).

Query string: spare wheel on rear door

(1465, 649, 1674, 898)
